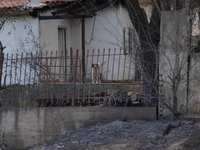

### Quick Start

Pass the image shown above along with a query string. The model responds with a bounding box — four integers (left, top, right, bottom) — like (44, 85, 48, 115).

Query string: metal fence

(0, 49, 144, 107)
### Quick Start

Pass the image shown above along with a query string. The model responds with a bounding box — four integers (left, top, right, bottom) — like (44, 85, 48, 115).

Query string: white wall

(0, 15, 39, 54)
(82, 3, 136, 80)
(39, 9, 73, 82)
(0, 3, 139, 85)
(39, 3, 137, 81)
(0, 14, 39, 86)
(39, 9, 72, 53)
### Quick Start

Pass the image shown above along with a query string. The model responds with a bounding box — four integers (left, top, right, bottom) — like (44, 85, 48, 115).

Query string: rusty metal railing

(0, 49, 144, 107)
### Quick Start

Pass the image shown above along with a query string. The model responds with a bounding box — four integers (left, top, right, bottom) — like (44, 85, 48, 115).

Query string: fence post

(0, 41, 6, 89)
(0, 53, 4, 89)
(72, 49, 79, 106)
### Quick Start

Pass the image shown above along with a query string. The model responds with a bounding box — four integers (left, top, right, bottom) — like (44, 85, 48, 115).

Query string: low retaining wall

(0, 107, 157, 149)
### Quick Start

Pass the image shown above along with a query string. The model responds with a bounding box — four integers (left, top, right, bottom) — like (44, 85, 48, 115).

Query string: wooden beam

(39, 14, 93, 20)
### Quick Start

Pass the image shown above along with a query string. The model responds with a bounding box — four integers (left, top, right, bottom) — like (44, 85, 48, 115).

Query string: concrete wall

(0, 107, 157, 149)
(159, 9, 192, 113)
(188, 53, 200, 112)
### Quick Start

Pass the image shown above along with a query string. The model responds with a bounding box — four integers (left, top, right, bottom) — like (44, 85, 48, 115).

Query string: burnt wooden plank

(39, 14, 93, 20)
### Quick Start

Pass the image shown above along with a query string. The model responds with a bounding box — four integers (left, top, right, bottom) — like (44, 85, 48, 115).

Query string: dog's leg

(92, 77, 95, 83)
(97, 74, 100, 83)
(92, 74, 96, 83)
(99, 73, 101, 83)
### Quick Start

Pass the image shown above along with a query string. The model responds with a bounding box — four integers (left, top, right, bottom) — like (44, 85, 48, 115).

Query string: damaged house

(0, 0, 141, 83)
(0, 0, 143, 107)
(0, 0, 200, 115)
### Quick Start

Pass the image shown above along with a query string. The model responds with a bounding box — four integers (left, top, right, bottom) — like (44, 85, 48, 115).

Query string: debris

(30, 116, 200, 150)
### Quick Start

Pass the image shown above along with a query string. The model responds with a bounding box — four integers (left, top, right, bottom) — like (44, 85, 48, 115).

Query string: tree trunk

(124, 0, 160, 106)
(141, 46, 159, 106)
(124, 0, 183, 107)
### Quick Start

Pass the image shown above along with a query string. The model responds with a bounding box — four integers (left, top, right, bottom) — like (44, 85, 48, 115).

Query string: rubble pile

(30, 115, 200, 150)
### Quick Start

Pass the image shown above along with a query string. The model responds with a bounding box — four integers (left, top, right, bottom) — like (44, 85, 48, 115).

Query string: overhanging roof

(39, 0, 118, 20)
(0, 0, 118, 17)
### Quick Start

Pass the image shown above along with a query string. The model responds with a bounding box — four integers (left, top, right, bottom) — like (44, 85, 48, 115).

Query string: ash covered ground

(30, 114, 200, 150)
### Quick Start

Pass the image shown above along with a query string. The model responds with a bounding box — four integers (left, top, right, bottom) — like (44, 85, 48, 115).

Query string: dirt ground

(30, 114, 200, 150)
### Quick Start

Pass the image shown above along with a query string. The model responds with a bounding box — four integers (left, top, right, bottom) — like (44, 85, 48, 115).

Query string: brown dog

(92, 62, 101, 83)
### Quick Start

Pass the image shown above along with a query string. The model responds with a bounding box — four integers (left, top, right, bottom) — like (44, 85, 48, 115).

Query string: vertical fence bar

(4, 54, 8, 102)
(0, 53, 4, 88)
(24, 53, 28, 106)
(66, 50, 70, 104)
(83, 49, 89, 105)
(24, 53, 28, 86)
(110, 49, 116, 98)
(14, 54, 18, 85)
(45, 51, 48, 82)
(64, 49, 67, 82)
(99, 48, 104, 103)
(58, 51, 62, 83)
(97, 49, 101, 103)
(61, 50, 67, 104)
(10, 54, 13, 86)
(123, 52, 127, 84)
(28, 53, 32, 106)
(70, 47, 74, 81)
(32, 52, 36, 105)
(117, 49, 122, 84)
(102, 49, 106, 103)
(82, 18, 86, 82)
(54, 51, 57, 83)
(45, 51, 50, 106)
(93, 49, 100, 104)
(88, 49, 95, 104)
(15, 54, 19, 103)
(10, 54, 14, 105)
(50, 51, 54, 105)
(126, 54, 133, 105)
(29, 53, 32, 85)
(105, 49, 111, 98)
(40, 52, 44, 105)
(19, 53, 23, 85)
(77, 53, 81, 105)
(72, 49, 79, 106)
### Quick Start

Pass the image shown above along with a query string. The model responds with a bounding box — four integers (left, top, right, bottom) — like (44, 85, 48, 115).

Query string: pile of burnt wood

(35, 90, 143, 107)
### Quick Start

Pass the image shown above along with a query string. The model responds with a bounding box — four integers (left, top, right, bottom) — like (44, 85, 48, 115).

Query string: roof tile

(0, 0, 99, 15)
(0, 0, 78, 9)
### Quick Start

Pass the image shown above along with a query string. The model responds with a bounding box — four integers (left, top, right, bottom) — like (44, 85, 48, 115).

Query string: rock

(71, 141, 79, 144)
(170, 121, 181, 128)
(163, 124, 171, 135)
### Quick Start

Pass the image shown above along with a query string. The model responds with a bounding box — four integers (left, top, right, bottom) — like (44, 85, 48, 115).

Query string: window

(124, 27, 142, 80)
(58, 28, 66, 53)
(124, 27, 134, 54)
(124, 27, 140, 54)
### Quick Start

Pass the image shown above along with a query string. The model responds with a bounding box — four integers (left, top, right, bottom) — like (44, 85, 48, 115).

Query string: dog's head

(92, 63, 99, 69)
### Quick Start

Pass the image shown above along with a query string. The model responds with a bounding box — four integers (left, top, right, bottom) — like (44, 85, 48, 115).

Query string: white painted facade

(39, 3, 137, 81)
(0, 2, 138, 85)
(0, 14, 39, 85)
(0, 15, 39, 55)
